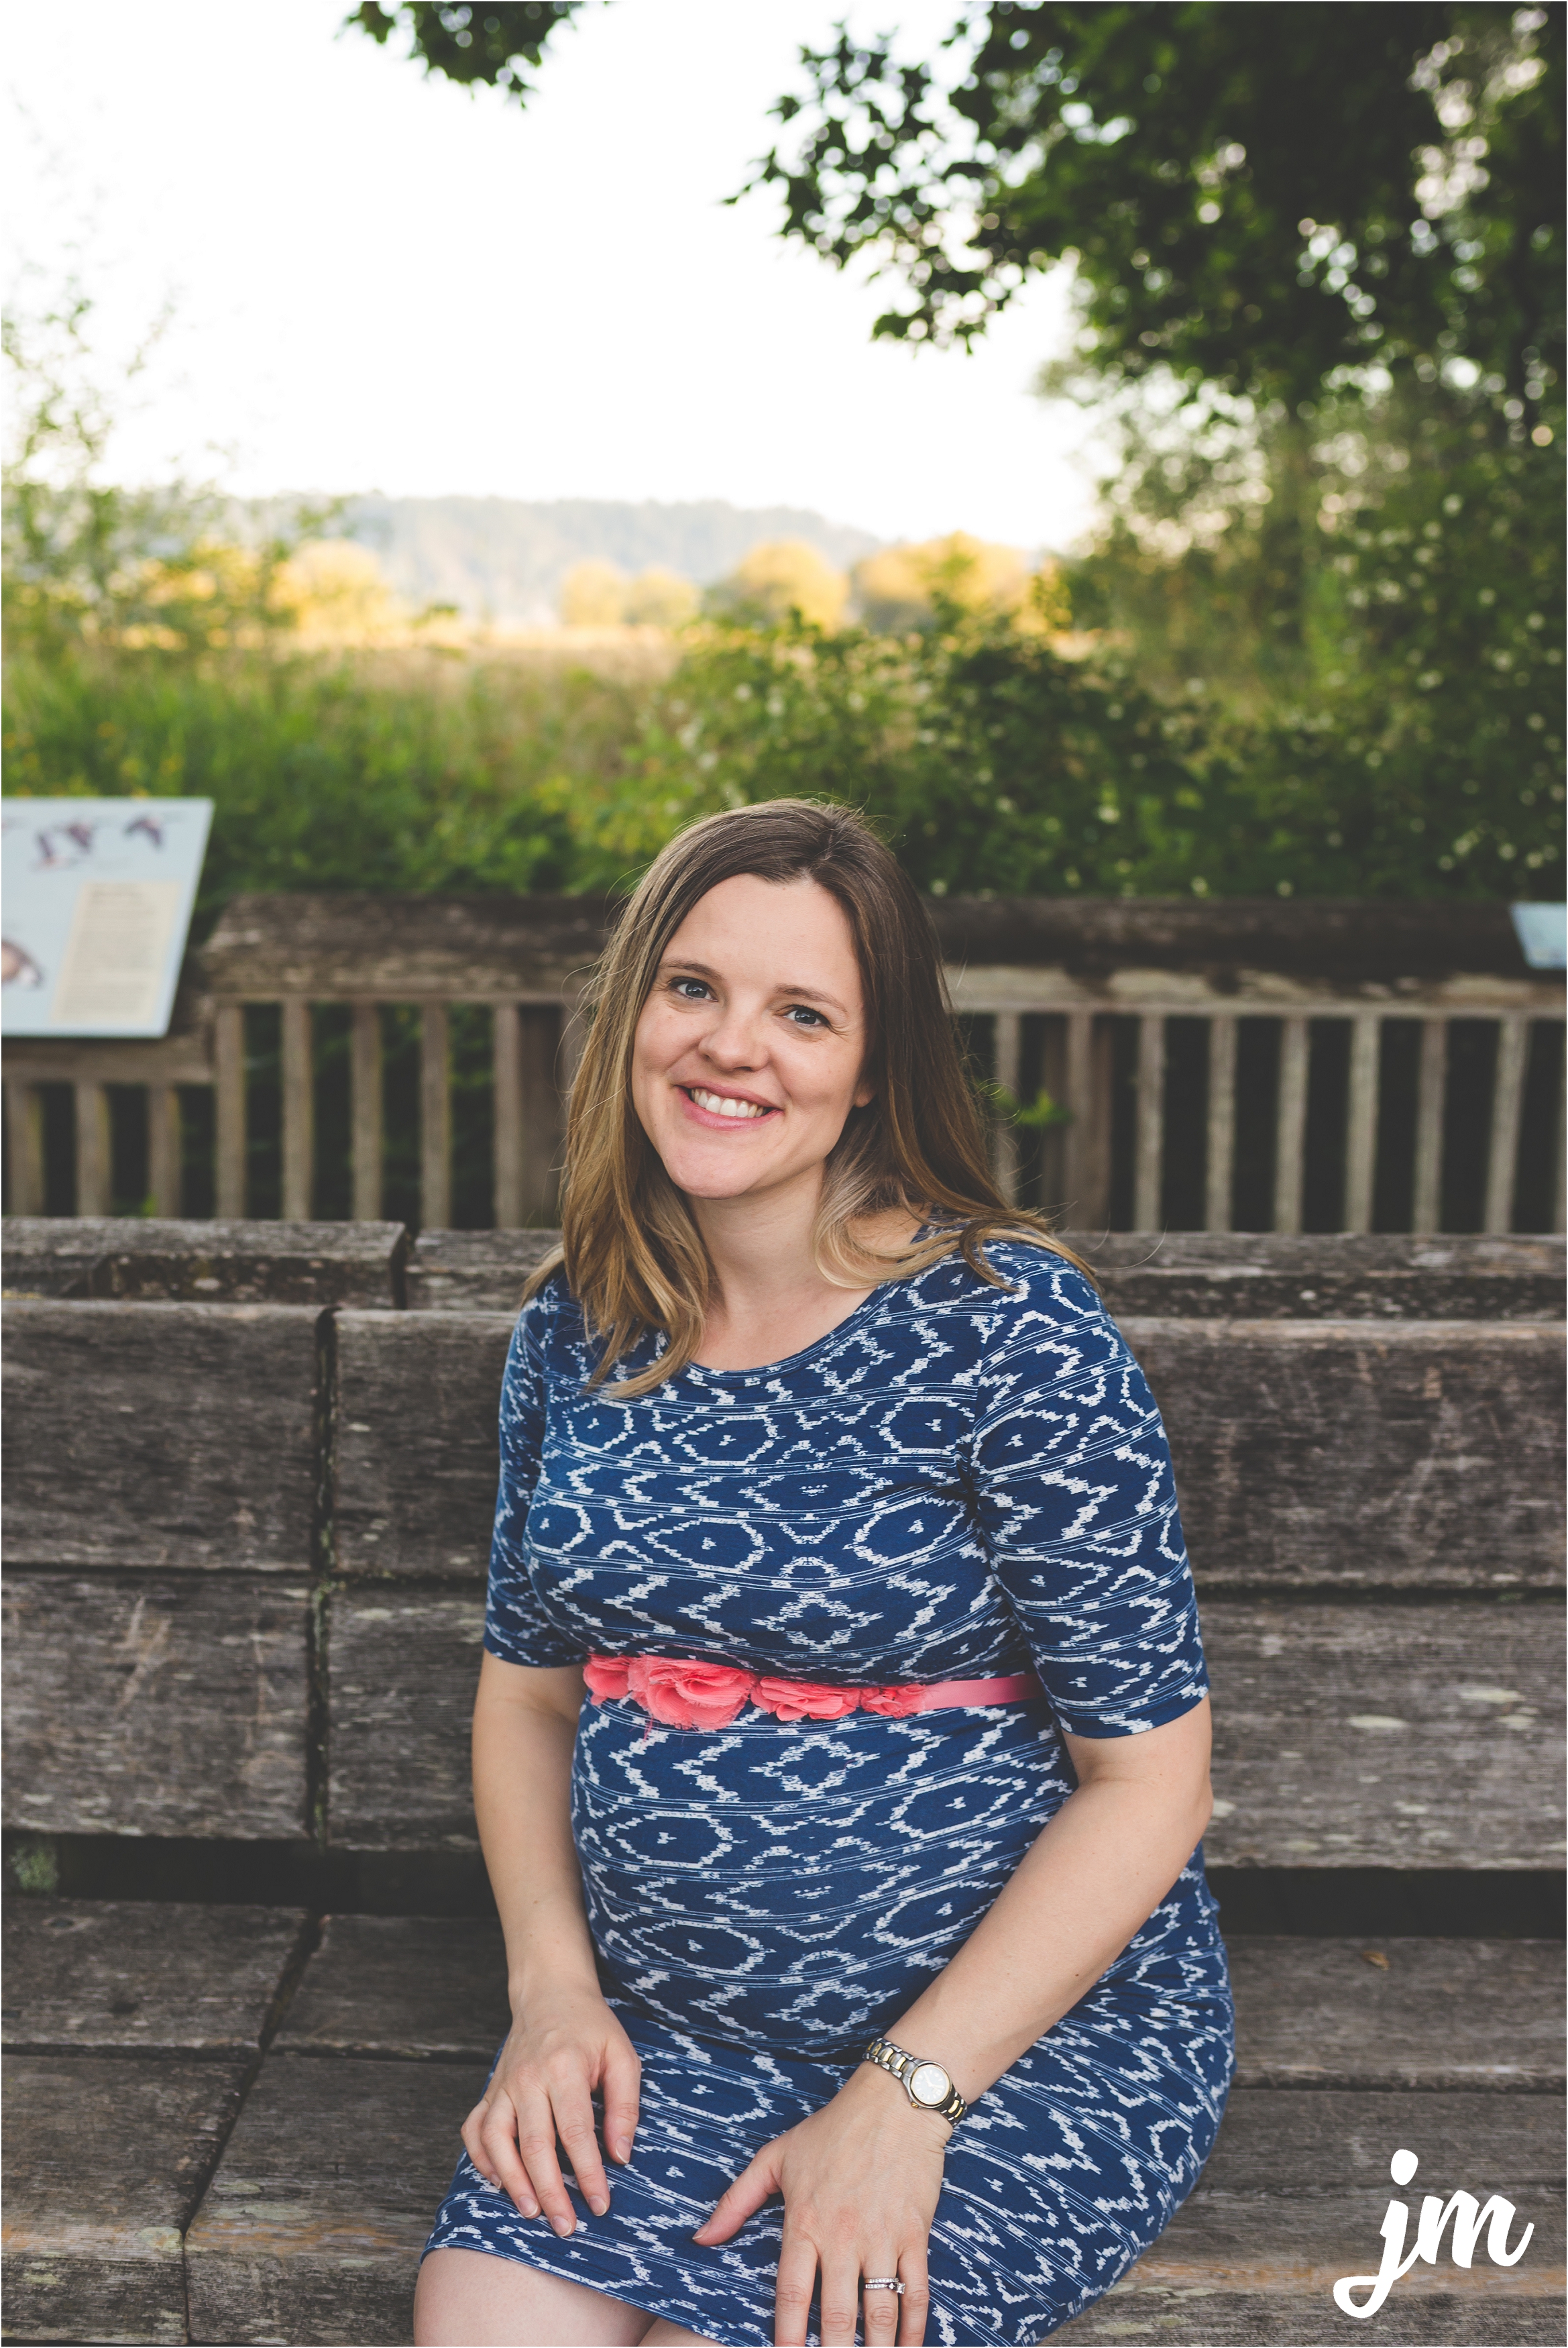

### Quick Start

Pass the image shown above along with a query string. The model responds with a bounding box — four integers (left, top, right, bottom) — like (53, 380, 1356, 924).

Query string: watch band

(862, 2033, 968, 2125)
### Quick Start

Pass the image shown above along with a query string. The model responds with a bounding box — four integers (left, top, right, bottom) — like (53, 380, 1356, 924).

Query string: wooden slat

(146, 1085, 182, 1218)
(2, 1217, 407, 1306)
(1272, 1016, 1308, 1234)
(3, 1572, 312, 1839)
(492, 1002, 524, 1229)
(3, 1901, 308, 2054)
(1204, 1014, 1236, 1233)
(5, 1083, 46, 1218)
(1203, 1596, 1563, 1868)
(1050, 2089, 1565, 2345)
(214, 1002, 247, 1221)
(1129, 1318, 1565, 1589)
(72, 1081, 111, 1218)
(334, 1310, 516, 1579)
(350, 1002, 384, 1223)
(1557, 1026, 1567, 1235)
(1412, 1014, 1448, 1233)
(520, 1004, 565, 1222)
(1341, 1012, 1380, 1234)
(1484, 1014, 1528, 1235)
(419, 1002, 452, 1230)
(992, 1010, 1021, 1206)
(1227, 1936, 1565, 2092)
(278, 1914, 509, 2060)
(280, 998, 315, 1222)
(185, 2051, 490, 2348)
(3, 1302, 323, 1570)
(1133, 1012, 1165, 1228)
(327, 1590, 486, 1848)
(3, 2053, 251, 2348)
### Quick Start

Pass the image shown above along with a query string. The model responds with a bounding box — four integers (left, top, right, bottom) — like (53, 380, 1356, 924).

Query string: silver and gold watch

(862, 2033, 968, 2125)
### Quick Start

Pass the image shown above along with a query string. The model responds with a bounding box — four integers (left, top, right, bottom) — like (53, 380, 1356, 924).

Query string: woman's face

(630, 873, 873, 1204)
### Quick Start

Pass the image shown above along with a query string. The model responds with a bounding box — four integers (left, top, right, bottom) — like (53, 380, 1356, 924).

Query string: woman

(416, 800, 1233, 2348)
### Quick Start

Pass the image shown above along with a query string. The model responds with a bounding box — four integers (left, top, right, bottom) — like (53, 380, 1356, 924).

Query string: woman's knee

(413, 2245, 653, 2347)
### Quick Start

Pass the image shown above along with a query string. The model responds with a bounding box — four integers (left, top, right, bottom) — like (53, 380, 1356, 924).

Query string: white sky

(5, 0, 1101, 551)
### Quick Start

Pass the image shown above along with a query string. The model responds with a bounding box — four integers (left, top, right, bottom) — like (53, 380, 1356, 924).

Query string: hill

(328, 496, 883, 624)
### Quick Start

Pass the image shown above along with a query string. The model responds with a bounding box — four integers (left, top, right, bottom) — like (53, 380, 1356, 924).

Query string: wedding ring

(863, 2277, 905, 2294)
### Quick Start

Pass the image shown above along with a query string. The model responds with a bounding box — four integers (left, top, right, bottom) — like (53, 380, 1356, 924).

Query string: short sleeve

(483, 1296, 589, 1668)
(968, 1254, 1208, 1737)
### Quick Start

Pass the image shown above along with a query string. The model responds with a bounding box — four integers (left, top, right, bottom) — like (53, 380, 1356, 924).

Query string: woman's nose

(699, 1003, 767, 1068)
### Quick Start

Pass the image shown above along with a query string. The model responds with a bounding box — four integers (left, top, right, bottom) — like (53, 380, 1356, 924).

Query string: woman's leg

(414, 2246, 655, 2347)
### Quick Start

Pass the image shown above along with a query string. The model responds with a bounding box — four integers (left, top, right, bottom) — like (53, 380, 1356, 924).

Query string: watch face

(907, 2062, 952, 2108)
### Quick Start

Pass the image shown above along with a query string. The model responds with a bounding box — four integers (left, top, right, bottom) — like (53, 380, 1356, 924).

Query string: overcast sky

(6, 0, 1102, 549)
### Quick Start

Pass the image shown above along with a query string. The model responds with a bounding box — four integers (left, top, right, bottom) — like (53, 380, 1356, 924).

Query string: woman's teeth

(688, 1088, 771, 1120)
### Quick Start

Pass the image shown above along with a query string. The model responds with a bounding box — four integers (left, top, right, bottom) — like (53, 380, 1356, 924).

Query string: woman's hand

(461, 1979, 642, 2237)
(694, 2063, 947, 2347)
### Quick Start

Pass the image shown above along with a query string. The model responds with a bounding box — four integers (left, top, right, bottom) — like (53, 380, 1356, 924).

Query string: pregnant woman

(415, 800, 1233, 2348)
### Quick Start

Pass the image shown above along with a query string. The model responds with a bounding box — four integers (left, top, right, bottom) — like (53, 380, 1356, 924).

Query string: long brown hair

(533, 800, 1086, 1393)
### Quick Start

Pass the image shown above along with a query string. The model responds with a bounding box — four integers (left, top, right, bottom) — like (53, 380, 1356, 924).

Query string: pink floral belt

(583, 1654, 1043, 1731)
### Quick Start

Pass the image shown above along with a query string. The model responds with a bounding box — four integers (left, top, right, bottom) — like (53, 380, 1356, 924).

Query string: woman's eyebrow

(659, 957, 850, 1014)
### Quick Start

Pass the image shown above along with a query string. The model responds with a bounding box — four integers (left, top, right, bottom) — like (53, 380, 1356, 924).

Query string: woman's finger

(552, 2070, 614, 2219)
(860, 2251, 903, 2347)
(600, 2036, 642, 2166)
(771, 2229, 821, 2348)
(691, 2141, 783, 2244)
(510, 2082, 579, 2231)
(817, 2244, 861, 2348)
(897, 2243, 931, 2348)
(475, 2090, 540, 2221)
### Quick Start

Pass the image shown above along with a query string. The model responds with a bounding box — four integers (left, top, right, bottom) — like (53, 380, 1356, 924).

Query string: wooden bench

(3, 1220, 1563, 2345)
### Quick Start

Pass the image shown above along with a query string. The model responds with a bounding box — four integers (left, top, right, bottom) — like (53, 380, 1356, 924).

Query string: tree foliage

(747, 2, 1561, 411)
(345, 3, 581, 105)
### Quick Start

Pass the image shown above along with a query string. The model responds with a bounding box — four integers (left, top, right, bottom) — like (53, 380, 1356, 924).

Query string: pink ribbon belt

(584, 1654, 1043, 1732)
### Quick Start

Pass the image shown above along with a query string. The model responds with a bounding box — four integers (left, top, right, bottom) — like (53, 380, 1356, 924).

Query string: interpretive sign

(1, 798, 213, 1037)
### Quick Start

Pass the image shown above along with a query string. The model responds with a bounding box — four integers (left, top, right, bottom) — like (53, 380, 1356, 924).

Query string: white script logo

(1333, 2148, 1534, 2319)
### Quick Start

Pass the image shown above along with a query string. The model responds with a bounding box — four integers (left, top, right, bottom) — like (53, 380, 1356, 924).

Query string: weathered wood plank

(278, 1914, 508, 2060)
(214, 1001, 247, 1221)
(419, 1004, 453, 1230)
(280, 998, 315, 1222)
(3, 1901, 309, 2055)
(1414, 1016, 1449, 1234)
(3, 1573, 312, 1840)
(1050, 2089, 1565, 2347)
(1486, 1015, 1529, 1236)
(184, 2051, 488, 2347)
(1078, 1232, 1565, 1322)
(2, 1215, 408, 1305)
(324, 1589, 1562, 1866)
(1227, 1937, 1565, 2091)
(4, 1081, 46, 1218)
(337, 1303, 1564, 1592)
(1204, 1599, 1564, 1870)
(334, 1312, 516, 1579)
(350, 1002, 385, 1222)
(328, 1591, 486, 1848)
(399, 1230, 1567, 1322)
(1274, 1016, 1308, 1235)
(1342, 1014, 1380, 1236)
(3, 1301, 323, 1569)
(1129, 1320, 1565, 1589)
(404, 1227, 558, 1311)
(1204, 1014, 1237, 1233)
(1133, 1013, 1165, 1231)
(74, 1079, 112, 1218)
(146, 1085, 182, 1218)
(3, 2051, 251, 2346)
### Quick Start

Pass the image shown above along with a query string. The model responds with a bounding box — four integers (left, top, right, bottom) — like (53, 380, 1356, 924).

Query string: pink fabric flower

(750, 1676, 863, 1723)
(628, 1657, 758, 1730)
(859, 1684, 928, 1717)
(583, 1654, 632, 1704)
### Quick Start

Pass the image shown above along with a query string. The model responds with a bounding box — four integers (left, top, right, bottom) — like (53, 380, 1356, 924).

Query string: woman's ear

(852, 1079, 876, 1110)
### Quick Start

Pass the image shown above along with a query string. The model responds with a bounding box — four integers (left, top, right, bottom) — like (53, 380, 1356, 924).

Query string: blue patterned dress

(425, 1241, 1234, 2345)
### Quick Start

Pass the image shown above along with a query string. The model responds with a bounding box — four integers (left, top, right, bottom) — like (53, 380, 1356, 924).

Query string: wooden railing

(5, 893, 1563, 1233)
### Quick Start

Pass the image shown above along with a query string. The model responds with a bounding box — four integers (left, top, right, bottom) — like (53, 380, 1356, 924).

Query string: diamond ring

(863, 2277, 905, 2294)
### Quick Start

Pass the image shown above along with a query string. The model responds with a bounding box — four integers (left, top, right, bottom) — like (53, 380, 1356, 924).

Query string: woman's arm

(459, 1652, 641, 2237)
(695, 1698, 1213, 2347)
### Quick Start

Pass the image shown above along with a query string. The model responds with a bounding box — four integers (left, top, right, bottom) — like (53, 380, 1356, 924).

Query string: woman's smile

(680, 1083, 779, 1125)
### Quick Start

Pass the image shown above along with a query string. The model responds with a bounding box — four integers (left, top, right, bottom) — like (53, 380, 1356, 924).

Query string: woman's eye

(671, 977, 711, 1001)
(784, 1006, 827, 1028)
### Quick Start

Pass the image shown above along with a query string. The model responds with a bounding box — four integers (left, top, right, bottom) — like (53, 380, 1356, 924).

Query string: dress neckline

(685, 1276, 894, 1384)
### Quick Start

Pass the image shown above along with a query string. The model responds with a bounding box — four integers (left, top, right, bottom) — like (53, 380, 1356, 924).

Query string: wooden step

(1, 1217, 408, 1307)
(184, 2051, 488, 2347)
(1050, 2088, 1565, 2347)
(332, 1310, 1566, 1591)
(2, 1900, 308, 2054)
